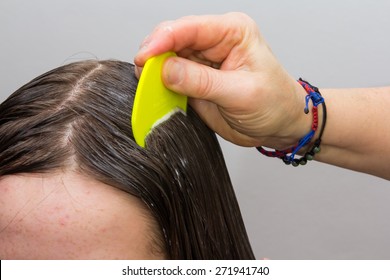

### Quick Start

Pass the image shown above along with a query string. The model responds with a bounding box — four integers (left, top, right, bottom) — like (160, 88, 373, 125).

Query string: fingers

(162, 56, 257, 110)
(134, 12, 256, 67)
(189, 99, 261, 147)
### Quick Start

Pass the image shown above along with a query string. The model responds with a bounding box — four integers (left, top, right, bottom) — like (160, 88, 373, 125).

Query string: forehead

(0, 171, 163, 259)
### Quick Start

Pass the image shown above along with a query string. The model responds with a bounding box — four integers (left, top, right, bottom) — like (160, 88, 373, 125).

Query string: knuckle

(179, 14, 197, 22)
(196, 67, 226, 102)
(154, 20, 175, 33)
(225, 12, 260, 43)
(194, 67, 216, 99)
(234, 12, 259, 35)
(227, 12, 253, 25)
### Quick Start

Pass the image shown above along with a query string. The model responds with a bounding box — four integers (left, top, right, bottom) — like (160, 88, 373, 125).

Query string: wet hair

(0, 60, 255, 259)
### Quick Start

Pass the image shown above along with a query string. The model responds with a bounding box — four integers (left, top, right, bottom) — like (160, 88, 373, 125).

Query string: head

(0, 60, 254, 259)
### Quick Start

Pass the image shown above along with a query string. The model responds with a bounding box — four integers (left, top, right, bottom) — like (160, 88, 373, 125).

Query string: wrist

(274, 79, 313, 150)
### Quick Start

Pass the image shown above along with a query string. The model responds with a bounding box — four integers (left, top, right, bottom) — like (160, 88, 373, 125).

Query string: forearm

(315, 87, 390, 180)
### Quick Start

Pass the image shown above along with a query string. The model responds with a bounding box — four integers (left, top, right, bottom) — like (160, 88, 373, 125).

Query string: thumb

(162, 57, 252, 108)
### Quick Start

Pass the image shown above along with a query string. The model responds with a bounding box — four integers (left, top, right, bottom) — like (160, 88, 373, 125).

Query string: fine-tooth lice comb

(132, 51, 187, 148)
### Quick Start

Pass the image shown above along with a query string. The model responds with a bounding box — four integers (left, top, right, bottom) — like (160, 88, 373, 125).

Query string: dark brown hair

(0, 60, 254, 259)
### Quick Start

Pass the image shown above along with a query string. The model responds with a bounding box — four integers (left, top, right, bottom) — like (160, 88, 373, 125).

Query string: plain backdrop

(1, 0, 389, 259)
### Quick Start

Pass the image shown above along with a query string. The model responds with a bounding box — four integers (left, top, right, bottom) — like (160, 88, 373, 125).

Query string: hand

(134, 13, 309, 148)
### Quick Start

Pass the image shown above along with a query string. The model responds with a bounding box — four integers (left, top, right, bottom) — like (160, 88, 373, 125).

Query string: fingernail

(135, 37, 151, 66)
(134, 66, 141, 79)
(164, 59, 184, 85)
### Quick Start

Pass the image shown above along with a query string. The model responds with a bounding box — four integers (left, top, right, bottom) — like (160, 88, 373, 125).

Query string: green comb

(132, 52, 187, 148)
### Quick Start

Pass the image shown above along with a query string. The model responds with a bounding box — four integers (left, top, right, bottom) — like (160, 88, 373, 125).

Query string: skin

(0, 171, 165, 259)
(134, 12, 390, 180)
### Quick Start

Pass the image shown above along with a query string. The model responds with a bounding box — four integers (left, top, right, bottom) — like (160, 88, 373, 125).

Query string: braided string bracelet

(256, 78, 327, 166)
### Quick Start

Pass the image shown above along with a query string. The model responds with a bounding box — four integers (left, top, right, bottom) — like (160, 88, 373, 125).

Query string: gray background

(1, 0, 389, 259)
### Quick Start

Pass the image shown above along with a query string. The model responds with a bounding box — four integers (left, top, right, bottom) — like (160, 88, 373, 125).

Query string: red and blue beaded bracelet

(257, 78, 327, 166)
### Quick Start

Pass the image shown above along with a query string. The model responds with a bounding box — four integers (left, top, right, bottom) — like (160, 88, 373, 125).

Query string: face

(0, 171, 165, 259)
